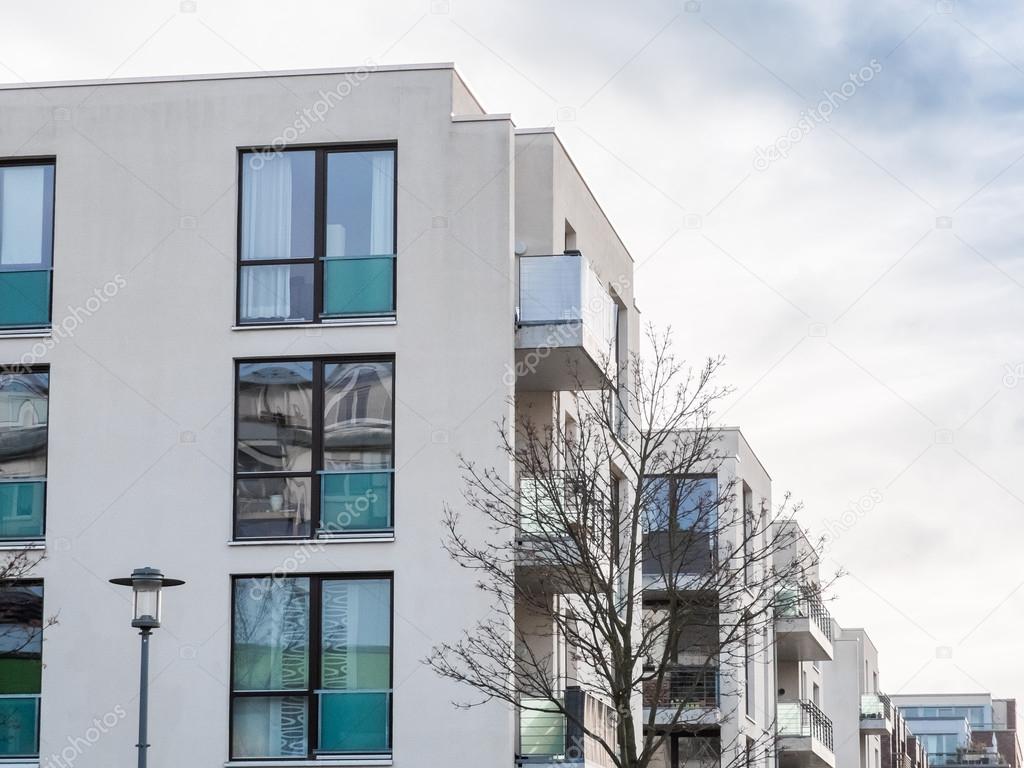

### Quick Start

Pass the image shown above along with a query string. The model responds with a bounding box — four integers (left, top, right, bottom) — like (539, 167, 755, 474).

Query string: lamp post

(110, 567, 185, 768)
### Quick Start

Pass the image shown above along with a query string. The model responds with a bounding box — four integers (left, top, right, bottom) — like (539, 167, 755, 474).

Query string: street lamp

(110, 567, 185, 768)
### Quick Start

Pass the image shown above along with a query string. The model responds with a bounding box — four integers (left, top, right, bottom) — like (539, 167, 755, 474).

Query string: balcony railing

(0, 269, 51, 329)
(861, 692, 893, 720)
(776, 584, 833, 641)
(518, 252, 616, 353)
(318, 470, 393, 534)
(316, 689, 391, 754)
(643, 665, 719, 709)
(0, 694, 40, 758)
(778, 699, 834, 751)
(929, 754, 1008, 767)
(0, 478, 45, 541)
(515, 252, 618, 391)
(517, 688, 617, 766)
(518, 471, 612, 542)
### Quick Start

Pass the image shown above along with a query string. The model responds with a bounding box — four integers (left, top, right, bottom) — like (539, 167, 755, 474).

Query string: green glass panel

(322, 257, 394, 316)
(0, 482, 44, 540)
(519, 698, 566, 756)
(319, 691, 389, 753)
(0, 271, 49, 328)
(0, 659, 41, 694)
(321, 473, 391, 533)
(0, 697, 39, 757)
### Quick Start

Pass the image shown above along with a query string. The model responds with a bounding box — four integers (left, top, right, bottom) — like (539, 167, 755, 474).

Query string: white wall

(1, 64, 524, 767)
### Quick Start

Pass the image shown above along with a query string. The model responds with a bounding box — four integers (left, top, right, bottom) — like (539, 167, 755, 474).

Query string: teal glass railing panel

(0, 271, 50, 328)
(519, 698, 566, 756)
(0, 696, 39, 758)
(322, 256, 394, 317)
(320, 472, 392, 533)
(0, 480, 45, 540)
(318, 690, 390, 753)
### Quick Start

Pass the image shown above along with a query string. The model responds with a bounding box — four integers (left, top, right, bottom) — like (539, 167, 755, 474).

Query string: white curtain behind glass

(241, 154, 293, 319)
(0, 166, 46, 267)
(369, 153, 394, 256)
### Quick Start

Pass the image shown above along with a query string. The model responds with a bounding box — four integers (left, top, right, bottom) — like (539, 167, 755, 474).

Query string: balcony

(775, 584, 834, 662)
(516, 472, 607, 587)
(778, 700, 835, 768)
(642, 665, 721, 727)
(515, 252, 618, 391)
(0, 694, 39, 759)
(930, 754, 1008, 767)
(860, 692, 894, 735)
(516, 688, 617, 767)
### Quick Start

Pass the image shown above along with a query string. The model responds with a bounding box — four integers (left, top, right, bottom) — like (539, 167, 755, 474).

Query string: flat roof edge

(0, 62, 456, 91)
(452, 113, 513, 123)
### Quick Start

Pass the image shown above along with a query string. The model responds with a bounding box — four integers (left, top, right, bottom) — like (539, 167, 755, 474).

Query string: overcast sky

(4, 0, 1022, 703)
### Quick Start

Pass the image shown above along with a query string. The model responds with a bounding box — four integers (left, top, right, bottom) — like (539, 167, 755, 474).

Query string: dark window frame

(232, 355, 396, 541)
(0, 157, 56, 331)
(642, 473, 719, 532)
(0, 578, 44, 760)
(0, 364, 50, 542)
(235, 143, 398, 327)
(228, 572, 394, 761)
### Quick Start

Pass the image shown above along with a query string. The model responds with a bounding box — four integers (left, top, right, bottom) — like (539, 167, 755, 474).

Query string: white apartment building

(639, 429, 838, 768)
(0, 63, 639, 767)
(824, 626, 927, 768)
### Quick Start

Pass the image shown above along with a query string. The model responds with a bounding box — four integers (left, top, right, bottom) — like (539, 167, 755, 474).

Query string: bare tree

(427, 328, 829, 768)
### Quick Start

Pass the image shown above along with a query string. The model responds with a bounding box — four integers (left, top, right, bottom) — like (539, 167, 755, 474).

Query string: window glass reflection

(237, 363, 313, 473)
(323, 362, 393, 470)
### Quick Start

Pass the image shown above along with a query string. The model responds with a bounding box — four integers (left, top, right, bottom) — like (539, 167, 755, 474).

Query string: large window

(237, 146, 396, 325)
(901, 705, 986, 725)
(0, 369, 48, 541)
(234, 358, 394, 539)
(0, 161, 54, 330)
(0, 581, 43, 759)
(231, 575, 393, 759)
(642, 475, 718, 576)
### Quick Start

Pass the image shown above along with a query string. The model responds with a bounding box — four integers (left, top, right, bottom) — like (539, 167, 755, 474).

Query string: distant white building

(891, 693, 1022, 767)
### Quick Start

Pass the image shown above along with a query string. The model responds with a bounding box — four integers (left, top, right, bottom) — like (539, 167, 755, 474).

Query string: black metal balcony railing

(643, 665, 719, 709)
(860, 692, 893, 720)
(778, 699, 834, 751)
(776, 584, 834, 641)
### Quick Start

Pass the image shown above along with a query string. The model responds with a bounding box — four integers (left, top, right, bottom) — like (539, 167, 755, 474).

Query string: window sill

(0, 541, 45, 551)
(0, 328, 51, 338)
(224, 759, 392, 767)
(232, 317, 396, 331)
(228, 534, 395, 546)
(0, 762, 39, 768)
